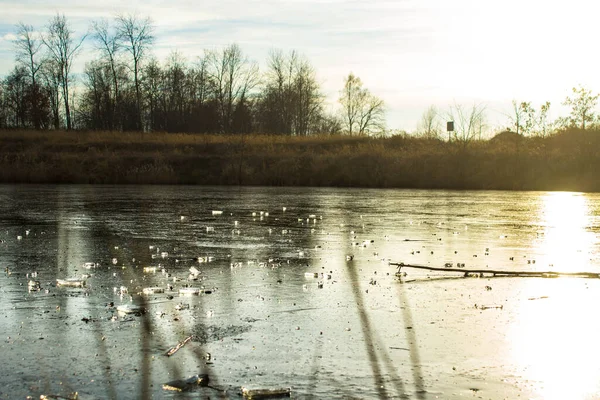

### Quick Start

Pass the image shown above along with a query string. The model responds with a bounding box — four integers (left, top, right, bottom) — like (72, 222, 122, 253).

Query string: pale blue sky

(0, 0, 598, 133)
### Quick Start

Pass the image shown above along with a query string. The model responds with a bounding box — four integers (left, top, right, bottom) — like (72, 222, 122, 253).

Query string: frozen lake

(1, 185, 600, 399)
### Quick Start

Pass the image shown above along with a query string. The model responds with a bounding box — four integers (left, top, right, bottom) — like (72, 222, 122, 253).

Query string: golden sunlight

(537, 192, 594, 271)
(509, 279, 600, 400)
(507, 192, 600, 399)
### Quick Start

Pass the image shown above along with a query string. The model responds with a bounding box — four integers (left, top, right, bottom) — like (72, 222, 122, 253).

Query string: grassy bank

(1, 129, 600, 191)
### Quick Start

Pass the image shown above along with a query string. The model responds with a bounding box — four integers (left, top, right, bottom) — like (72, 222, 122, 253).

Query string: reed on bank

(1, 129, 599, 191)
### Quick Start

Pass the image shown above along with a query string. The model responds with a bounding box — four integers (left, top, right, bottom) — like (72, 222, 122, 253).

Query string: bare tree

(418, 105, 440, 139)
(40, 59, 62, 129)
(3, 66, 29, 127)
(521, 102, 536, 136)
(339, 73, 385, 136)
(42, 14, 86, 130)
(562, 85, 598, 130)
(510, 100, 524, 135)
(315, 113, 342, 135)
(509, 100, 554, 137)
(117, 14, 154, 130)
(258, 49, 324, 135)
(141, 57, 162, 132)
(91, 19, 123, 130)
(206, 43, 259, 133)
(161, 51, 189, 132)
(447, 103, 487, 143)
(79, 60, 113, 129)
(291, 57, 322, 135)
(509, 100, 537, 136)
(357, 94, 385, 135)
(536, 101, 551, 137)
(14, 22, 43, 88)
(0, 83, 6, 128)
(14, 22, 46, 129)
(262, 49, 297, 134)
(186, 56, 217, 132)
(339, 73, 361, 136)
(190, 56, 211, 106)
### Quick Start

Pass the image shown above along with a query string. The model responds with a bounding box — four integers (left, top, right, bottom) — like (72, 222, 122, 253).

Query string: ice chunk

(28, 280, 41, 291)
(143, 287, 165, 295)
(56, 278, 86, 288)
(162, 374, 209, 392)
(116, 304, 144, 314)
(179, 287, 200, 295)
(241, 387, 291, 399)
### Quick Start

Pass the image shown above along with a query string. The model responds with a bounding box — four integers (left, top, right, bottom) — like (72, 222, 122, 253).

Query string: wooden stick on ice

(165, 335, 193, 357)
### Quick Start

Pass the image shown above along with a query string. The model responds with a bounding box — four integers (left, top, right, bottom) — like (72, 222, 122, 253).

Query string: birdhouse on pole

(447, 121, 454, 141)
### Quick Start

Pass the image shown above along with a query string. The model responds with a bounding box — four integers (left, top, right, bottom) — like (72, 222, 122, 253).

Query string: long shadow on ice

(346, 262, 409, 399)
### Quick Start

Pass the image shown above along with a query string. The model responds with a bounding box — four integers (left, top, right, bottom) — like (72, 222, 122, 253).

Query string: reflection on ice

(0, 186, 600, 399)
(510, 279, 600, 400)
(538, 192, 595, 271)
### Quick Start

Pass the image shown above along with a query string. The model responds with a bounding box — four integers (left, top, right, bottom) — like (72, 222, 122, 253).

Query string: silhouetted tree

(562, 85, 598, 130)
(3, 66, 29, 127)
(314, 113, 342, 135)
(91, 19, 125, 130)
(185, 56, 218, 132)
(14, 22, 46, 129)
(42, 14, 86, 130)
(520, 102, 536, 136)
(0, 84, 5, 128)
(258, 50, 324, 135)
(117, 14, 154, 131)
(536, 102, 551, 137)
(291, 58, 322, 135)
(510, 100, 538, 136)
(142, 57, 162, 131)
(509, 100, 553, 137)
(128, 53, 221, 133)
(231, 97, 254, 133)
(79, 60, 113, 129)
(259, 50, 297, 134)
(207, 44, 259, 133)
(0, 91, 7, 129)
(162, 51, 188, 132)
(39, 59, 62, 129)
(509, 100, 525, 135)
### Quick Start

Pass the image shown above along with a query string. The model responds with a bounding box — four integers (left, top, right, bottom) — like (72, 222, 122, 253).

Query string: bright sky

(0, 0, 598, 133)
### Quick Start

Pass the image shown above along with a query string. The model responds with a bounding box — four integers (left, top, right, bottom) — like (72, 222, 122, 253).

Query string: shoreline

(1, 129, 599, 191)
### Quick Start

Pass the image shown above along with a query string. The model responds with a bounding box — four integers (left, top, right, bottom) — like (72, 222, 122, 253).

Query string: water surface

(1, 186, 600, 399)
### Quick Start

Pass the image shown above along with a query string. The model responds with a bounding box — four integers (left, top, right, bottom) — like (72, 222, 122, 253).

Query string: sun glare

(537, 192, 594, 271)
(508, 192, 600, 399)
(509, 279, 600, 400)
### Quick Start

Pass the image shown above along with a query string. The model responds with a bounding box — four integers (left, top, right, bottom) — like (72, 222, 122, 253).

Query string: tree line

(416, 85, 600, 142)
(0, 14, 386, 136)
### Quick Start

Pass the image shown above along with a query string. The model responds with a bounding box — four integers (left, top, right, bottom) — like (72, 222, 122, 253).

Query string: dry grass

(1, 129, 600, 191)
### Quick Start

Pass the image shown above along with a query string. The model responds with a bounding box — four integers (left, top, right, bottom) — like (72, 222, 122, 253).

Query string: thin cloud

(1, 33, 17, 42)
